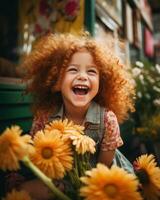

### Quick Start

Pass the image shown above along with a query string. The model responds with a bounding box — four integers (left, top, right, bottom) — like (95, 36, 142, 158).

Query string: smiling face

(60, 50, 99, 112)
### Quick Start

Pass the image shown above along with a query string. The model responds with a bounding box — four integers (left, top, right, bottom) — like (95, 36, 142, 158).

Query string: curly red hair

(22, 33, 135, 123)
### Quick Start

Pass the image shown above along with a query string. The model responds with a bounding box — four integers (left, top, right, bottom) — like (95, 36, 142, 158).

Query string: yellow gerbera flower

(0, 126, 33, 171)
(30, 129, 73, 179)
(45, 119, 84, 136)
(44, 119, 72, 133)
(80, 163, 143, 200)
(134, 154, 160, 200)
(3, 189, 32, 200)
(70, 134, 95, 154)
(71, 124, 85, 135)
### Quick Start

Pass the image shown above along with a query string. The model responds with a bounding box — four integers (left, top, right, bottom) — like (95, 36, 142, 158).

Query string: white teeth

(74, 85, 88, 89)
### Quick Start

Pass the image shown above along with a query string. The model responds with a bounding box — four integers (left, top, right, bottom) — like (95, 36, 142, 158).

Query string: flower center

(105, 184, 117, 198)
(136, 169, 150, 185)
(42, 147, 53, 159)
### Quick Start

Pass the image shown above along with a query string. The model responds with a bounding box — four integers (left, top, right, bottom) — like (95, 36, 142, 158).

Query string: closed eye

(88, 69, 98, 75)
(66, 66, 78, 72)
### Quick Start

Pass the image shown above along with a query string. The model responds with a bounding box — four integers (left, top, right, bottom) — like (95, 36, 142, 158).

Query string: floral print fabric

(101, 110, 123, 151)
(30, 109, 123, 151)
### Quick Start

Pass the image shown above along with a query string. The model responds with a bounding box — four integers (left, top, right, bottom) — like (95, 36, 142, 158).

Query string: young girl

(8, 33, 135, 199)
(23, 33, 135, 168)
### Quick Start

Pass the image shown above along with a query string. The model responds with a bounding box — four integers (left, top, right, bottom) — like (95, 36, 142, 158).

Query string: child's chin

(73, 101, 90, 108)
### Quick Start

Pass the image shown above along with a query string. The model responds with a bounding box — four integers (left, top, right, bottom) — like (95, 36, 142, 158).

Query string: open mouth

(72, 85, 89, 95)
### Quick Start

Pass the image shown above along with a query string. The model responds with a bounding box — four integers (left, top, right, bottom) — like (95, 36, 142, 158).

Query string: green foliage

(131, 60, 160, 141)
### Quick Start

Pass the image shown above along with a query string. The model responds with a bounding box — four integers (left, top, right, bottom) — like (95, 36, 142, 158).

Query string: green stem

(74, 151, 79, 177)
(22, 156, 71, 200)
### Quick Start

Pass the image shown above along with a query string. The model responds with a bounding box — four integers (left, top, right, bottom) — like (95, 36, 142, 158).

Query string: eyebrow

(68, 64, 79, 67)
(68, 64, 97, 68)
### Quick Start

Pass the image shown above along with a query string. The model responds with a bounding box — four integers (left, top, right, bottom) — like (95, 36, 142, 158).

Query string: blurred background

(0, 0, 160, 164)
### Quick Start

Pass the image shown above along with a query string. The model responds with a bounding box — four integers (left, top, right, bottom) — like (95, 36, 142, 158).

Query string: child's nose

(77, 71, 87, 80)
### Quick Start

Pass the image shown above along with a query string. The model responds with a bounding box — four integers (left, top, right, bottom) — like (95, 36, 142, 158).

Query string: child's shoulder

(104, 109, 117, 118)
(104, 109, 118, 125)
(30, 110, 50, 135)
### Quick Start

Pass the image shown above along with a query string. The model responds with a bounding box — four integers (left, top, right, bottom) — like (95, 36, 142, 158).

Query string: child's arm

(5, 174, 53, 200)
(19, 178, 64, 200)
(98, 110, 123, 167)
(19, 179, 53, 200)
(98, 150, 115, 167)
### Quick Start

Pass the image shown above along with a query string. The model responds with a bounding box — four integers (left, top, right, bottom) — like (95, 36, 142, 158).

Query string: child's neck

(63, 106, 87, 125)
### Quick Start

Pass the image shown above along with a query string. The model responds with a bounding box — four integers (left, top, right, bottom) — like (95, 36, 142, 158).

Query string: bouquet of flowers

(0, 119, 160, 200)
